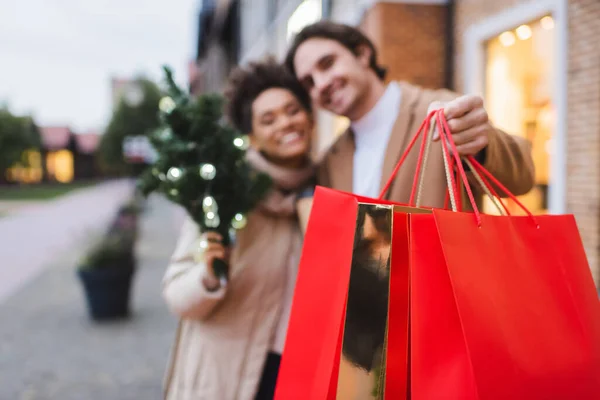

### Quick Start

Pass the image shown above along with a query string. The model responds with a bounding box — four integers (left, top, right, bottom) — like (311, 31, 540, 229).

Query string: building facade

(184, 0, 598, 283)
(191, 0, 242, 94)
(231, 0, 599, 284)
(452, 0, 599, 286)
(5, 127, 101, 184)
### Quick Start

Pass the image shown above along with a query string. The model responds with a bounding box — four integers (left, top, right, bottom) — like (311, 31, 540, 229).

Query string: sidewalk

(0, 195, 186, 400)
(0, 179, 134, 304)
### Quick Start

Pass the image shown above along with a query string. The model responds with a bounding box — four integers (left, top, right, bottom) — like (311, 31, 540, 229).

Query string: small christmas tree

(137, 66, 271, 284)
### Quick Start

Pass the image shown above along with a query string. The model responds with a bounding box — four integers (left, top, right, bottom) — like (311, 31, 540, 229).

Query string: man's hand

(430, 95, 492, 156)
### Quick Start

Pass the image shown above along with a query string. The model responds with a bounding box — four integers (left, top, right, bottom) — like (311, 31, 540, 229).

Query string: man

(286, 21, 535, 207)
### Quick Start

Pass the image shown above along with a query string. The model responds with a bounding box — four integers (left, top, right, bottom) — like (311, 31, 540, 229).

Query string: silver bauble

(159, 96, 176, 114)
(166, 167, 183, 182)
(199, 163, 216, 180)
(205, 211, 220, 228)
(202, 196, 218, 213)
(231, 213, 248, 230)
(233, 135, 250, 150)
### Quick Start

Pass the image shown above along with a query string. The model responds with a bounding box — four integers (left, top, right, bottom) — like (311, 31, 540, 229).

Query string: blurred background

(0, 0, 598, 399)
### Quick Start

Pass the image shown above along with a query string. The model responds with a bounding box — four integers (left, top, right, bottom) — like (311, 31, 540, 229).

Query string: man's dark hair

(285, 21, 387, 81)
(224, 56, 312, 134)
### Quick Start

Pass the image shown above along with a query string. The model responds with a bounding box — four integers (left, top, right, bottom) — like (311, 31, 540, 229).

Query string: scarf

(245, 148, 315, 218)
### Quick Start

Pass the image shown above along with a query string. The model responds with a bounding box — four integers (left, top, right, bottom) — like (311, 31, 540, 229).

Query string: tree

(99, 78, 163, 175)
(0, 108, 41, 177)
(137, 66, 271, 284)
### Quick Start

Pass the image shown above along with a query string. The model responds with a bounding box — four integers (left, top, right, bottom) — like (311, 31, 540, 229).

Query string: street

(0, 195, 184, 400)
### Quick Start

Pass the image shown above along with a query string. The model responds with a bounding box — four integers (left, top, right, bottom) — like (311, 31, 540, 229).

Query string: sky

(0, 0, 199, 133)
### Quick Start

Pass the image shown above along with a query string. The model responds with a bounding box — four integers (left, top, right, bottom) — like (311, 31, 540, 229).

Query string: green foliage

(0, 108, 41, 172)
(79, 229, 135, 270)
(79, 197, 140, 270)
(0, 182, 95, 201)
(99, 78, 163, 175)
(137, 66, 272, 244)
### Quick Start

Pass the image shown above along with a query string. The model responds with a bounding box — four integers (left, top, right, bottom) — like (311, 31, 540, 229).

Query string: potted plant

(77, 201, 138, 320)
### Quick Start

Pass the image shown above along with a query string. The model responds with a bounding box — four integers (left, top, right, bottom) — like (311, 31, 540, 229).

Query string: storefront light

(541, 15, 554, 30)
(499, 31, 516, 47)
(516, 24, 532, 40)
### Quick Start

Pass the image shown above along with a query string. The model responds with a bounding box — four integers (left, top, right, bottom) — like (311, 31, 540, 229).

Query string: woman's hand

(196, 232, 229, 291)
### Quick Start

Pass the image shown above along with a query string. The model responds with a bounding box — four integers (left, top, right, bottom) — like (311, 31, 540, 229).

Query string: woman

(162, 57, 315, 400)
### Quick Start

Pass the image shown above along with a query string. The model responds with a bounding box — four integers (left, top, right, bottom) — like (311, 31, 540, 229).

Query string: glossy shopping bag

(275, 109, 600, 399)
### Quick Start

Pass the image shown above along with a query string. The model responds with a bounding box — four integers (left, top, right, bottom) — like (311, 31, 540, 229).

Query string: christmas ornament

(159, 96, 176, 114)
(167, 167, 182, 182)
(199, 163, 216, 180)
(205, 211, 220, 228)
(233, 135, 250, 150)
(202, 196, 218, 213)
(231, 213, 248, 230)
(137, 66, 272, 286)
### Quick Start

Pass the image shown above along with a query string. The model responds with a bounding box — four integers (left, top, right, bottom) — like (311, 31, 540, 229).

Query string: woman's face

(250, 87, 312, 167)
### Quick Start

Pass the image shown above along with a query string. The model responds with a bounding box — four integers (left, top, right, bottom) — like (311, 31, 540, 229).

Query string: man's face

(293, 38, 371, 118)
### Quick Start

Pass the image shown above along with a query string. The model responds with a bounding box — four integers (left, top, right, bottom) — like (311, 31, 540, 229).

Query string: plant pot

(77, 262, 135, 321)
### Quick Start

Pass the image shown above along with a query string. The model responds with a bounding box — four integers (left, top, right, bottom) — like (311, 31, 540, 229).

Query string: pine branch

(138, 66, 272, 246)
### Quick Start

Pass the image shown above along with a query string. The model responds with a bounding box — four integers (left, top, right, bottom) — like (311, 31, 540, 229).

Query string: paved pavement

(0, 179, 134, 303)
(0, 194, 186, 400)
(0, 200, 46, 215)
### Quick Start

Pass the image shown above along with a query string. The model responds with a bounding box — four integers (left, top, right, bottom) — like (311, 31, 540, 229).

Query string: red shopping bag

(274, 186, 419, 400)
(275, 113, 440, 400)
(411, 111, 600, 399)
(275, 109, 600, 399)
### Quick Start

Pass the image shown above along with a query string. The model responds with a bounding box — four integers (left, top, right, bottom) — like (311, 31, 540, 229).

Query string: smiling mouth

(280, 132, 302, 145)
(325, 81, 345, 107)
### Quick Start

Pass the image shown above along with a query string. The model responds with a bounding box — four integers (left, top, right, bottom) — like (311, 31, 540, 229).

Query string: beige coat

(162, 210, 302, 400)
(317, 81, 535, 208)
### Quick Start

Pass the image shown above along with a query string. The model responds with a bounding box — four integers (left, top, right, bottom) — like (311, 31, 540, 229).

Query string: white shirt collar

(351, 81, 402, 149)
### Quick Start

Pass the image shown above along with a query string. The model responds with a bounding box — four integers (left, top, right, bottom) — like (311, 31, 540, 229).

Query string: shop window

(6, 150, 43, 184)
(484, 15, 555, 215)
(46, 150, 74, 183)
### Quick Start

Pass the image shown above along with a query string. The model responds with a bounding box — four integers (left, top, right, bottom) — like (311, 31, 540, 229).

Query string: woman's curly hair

(224, 56, 312, 134)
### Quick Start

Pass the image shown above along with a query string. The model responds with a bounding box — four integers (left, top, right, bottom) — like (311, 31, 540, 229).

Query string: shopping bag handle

(434, 109, 483, 225)
(378, 109, 497, 217)
(378, 110, 448, 208)
(378, 110, 438, 201)
(378, 109, 537, 226)
(422, 112, 510, 216)
(379, 109, 504, 215)
(466, 157, 512, 214)
(435, 110, 538, 226)
(462, 157, 511, 215)
(410, 113, 460, 209)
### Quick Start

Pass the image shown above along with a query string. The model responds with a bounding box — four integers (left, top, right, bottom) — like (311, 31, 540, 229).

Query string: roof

(75, 133, 101, 154)
(40, 126, 72, 150)
(39, 127, 101, 154)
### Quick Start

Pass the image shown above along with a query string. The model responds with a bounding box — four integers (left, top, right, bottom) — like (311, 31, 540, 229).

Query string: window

(484, 15, 555, 215)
